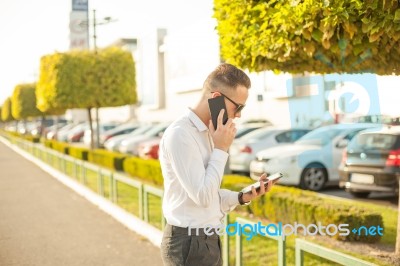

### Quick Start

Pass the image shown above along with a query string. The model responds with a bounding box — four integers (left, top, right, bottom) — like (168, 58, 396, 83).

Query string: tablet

(241, 172, 282, 193)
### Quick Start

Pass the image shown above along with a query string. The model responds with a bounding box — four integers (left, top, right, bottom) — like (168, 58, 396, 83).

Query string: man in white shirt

(159, 63, 275, 266)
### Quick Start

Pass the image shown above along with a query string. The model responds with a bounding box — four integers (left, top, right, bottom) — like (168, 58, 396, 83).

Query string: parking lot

(320, 187, 398, 208)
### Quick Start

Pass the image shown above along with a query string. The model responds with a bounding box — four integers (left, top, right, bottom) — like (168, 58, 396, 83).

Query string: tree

(214, 0, 400, 74)
(1, 97, 14, 123)
(11, 83, 43, 120)
(214, 0, 400, 256)
(37, 47, 137, 148)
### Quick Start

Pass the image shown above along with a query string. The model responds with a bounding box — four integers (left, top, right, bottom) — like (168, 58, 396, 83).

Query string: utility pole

(83, 9, 117, 148)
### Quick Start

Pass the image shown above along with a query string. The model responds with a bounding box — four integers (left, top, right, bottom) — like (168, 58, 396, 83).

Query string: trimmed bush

(42, 139, 53, 149)
(22, 135, 40, 143)
(51, 141, 70, 155)
(123, 157, 163, 186)
(69, 146, 89, 161)
(250, 186, 383, 243)
(88, 149, 127, 171)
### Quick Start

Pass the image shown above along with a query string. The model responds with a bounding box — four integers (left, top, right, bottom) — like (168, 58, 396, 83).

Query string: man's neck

(191, 100, 210, 128)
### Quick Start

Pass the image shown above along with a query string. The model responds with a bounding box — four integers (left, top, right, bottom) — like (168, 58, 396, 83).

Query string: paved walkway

(0, 141, 163, 266)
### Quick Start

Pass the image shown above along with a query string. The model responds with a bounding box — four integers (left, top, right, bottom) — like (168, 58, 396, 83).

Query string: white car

(229, 126, 310, 174)
(118, 123, 170, 155)
(82, 122, 118, 146)
(249, 123, 382, 191)
(103, 124, 154, 152)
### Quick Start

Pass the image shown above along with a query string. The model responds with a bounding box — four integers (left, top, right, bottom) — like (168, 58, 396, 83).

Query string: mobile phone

(241, 173, 283, 194)
(208, 96, 228, 130)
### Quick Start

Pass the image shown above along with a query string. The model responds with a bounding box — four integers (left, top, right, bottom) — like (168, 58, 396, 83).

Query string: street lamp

(79, 9, 117, 148)
(79, 9, 118, 52)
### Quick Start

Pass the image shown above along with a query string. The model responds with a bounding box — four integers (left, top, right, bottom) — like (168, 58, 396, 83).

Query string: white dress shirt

(159, 108, 239, 228)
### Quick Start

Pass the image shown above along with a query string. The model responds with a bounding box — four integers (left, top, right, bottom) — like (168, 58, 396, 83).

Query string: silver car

(118, 123, 170, 155)
(104, 124, 154, 152)
(249, 123, 382, 191)
(229, 126, 310, 174)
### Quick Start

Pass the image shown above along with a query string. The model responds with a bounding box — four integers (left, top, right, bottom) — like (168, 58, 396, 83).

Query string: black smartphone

(208, 96, 228, 129)
(241, 173, 283, 194)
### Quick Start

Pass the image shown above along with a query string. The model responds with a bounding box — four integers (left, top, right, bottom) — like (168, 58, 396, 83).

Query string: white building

(95, 0, 400, 127)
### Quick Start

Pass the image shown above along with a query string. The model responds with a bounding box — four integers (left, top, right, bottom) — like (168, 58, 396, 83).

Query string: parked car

(31, 118, 68, 136)
(44, 123, 69, 139)
(229, 126, 311, 174)
(235, 123, 266, 139)
(103, 124, 155, 152)
(99, 122, 141, 146)
(82, 122, 118, 146)
(341, 114, 395, 125)
(118, 122, 170, 155)
(55, 123, 81, 142)
(339, 126, 400, 198)
(249, 123, 382, 191)
(138, 138, 161, 159)
(66, 123, 90, 142)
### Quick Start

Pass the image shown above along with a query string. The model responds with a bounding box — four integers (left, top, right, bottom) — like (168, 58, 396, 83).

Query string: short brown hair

(203, 63, 251, 96)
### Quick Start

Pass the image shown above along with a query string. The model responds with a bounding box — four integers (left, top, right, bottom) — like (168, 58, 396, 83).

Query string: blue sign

(72, 0, 88, 11)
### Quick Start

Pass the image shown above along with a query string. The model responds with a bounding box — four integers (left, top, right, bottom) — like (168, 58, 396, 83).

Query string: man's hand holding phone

(209, 109, 236, 152)
(241, 173, 281, 203)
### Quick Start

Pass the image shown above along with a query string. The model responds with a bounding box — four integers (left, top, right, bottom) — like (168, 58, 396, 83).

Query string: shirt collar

(187, 108, 208, 132)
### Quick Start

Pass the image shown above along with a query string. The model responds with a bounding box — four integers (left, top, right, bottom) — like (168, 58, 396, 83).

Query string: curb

(0, 137, 163, 248)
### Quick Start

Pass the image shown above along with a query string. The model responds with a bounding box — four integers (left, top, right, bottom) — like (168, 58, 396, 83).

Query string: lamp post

(91, 9, 117, 52)
(80, 10, 117, 148)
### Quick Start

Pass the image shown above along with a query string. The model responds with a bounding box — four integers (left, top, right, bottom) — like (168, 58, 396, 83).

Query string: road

(0, 140, 163, 266)
(319, 187, 398, 209)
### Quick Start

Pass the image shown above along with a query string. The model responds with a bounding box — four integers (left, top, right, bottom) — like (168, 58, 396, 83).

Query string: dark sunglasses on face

(211, 92, 245, 114)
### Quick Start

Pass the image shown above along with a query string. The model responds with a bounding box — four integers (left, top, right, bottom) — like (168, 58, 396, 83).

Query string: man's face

(224, 85, 249, 119)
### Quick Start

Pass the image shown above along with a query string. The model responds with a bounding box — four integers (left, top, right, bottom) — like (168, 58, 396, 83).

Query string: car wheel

(300, 163, 327, 191)
(349, 191, 370, 198)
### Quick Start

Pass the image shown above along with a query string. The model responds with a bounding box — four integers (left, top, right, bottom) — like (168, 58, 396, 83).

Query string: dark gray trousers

(161, 224, 222, 266)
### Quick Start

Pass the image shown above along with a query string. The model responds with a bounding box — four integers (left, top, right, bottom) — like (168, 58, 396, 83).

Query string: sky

(0, 0, 211, 104)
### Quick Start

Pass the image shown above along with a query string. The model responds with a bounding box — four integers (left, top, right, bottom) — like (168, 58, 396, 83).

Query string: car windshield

(349, 133, 398, 151)
(296, 127, 344, 145)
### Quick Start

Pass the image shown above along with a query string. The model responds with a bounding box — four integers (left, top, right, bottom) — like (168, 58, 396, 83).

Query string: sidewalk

(0, 141, 163, 266)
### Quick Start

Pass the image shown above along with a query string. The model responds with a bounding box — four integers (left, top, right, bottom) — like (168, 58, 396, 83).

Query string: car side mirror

(336, 139, 349, 148)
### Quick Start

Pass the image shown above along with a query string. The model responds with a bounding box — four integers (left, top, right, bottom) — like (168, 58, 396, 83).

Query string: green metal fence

(295, 239, 376, 266)
(231, 217, 286, 266)
(2, 134, 378, 266)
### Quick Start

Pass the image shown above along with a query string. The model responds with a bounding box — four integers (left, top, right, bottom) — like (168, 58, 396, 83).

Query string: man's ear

(211, 91, 221, 98)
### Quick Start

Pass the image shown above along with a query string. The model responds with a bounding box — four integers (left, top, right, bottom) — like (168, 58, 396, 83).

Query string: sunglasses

(212, 92, 245, 114)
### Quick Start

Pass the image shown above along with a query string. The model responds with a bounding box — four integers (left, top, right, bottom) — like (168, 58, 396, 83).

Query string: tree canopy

(1, 97, 14, 122)
(36, 47, 137, 112)
(214, 0, 400, 74)
(11, 83, 43, 120)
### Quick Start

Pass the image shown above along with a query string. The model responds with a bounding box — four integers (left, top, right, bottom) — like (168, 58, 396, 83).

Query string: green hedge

(249, 185, 383, 243)
(88, 149, 126, 171)
(21, 135, 40, 143)
(69, 146, 89, 161)
(123, 157, 163, 186)
(51, 141, 70, 155)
